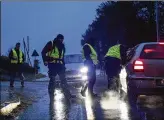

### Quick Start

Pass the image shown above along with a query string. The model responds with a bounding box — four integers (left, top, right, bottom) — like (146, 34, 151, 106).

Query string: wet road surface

(1, 77, 164, 120)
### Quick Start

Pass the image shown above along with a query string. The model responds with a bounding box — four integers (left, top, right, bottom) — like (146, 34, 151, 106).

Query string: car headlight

(80, 66, 88, 73)
(82, 75, 88, 80)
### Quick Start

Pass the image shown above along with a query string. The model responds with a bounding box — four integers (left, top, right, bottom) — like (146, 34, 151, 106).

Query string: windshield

(64, 54, 83, 64)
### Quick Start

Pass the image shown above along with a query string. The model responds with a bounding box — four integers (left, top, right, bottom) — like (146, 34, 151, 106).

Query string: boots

(81, 86, 87, 97)
(81, 82, 88, 97)
(20, 74, 25, 87)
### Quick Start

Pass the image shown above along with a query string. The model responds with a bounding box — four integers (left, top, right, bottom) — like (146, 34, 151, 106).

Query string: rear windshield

(140, 44, 164, 59)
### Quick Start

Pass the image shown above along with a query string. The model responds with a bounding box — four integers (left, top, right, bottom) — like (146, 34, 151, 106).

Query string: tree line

(81, 1, 164, 62)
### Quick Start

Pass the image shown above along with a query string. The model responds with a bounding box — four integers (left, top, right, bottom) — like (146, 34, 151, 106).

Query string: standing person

(81, 38, 98, 97)
(104, 43, 127, 90)
(41, 34, 72, 98)
(9, 42, 25, 87)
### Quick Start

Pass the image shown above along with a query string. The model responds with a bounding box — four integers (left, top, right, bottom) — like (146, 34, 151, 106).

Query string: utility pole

(0, 1, 1, 56)
(155, 1, 160, 42)
(27, 36, 30, 64)
(23, 38, 26, 62)
(26, 36, 32, 66)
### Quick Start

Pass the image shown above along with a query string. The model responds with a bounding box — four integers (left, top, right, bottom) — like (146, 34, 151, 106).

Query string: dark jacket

(9, 48, 25, 64)
(83, 38, 96, 61)
(41, 39, 65, 64)
(120, 45, 128, 65)
(83, 44, 92, 60)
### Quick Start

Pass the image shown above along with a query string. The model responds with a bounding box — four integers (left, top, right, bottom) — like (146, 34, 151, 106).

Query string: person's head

(15, 42, 20, 50)
(56, 34, 64, 43)
(86, 37, 95, 46)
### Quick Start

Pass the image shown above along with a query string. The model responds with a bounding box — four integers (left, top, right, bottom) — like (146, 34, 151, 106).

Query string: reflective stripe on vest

(82, 43, 98, 65)
(46, 46, 64, 64)
(105, 44, 121, 59)
(11, 49, 23, 64)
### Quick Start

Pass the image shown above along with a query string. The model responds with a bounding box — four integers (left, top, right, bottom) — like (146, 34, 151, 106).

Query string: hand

(12, 57, 18, 60)
(47, 57, 54, 62)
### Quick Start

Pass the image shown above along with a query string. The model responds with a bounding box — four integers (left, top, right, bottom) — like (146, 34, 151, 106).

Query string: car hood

(65, 63, 84, 71)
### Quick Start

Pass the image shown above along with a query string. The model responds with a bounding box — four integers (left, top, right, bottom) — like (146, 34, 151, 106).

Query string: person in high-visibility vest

(41, 34, 72, 99)
(9, 42, 25, 87)
(105, 44, 127, 90)
(81, 38, 98, 97)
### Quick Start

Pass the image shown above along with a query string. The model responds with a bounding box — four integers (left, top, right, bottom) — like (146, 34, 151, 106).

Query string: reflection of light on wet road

(100, 91, 129, 120)
(120, 101, 129, 120)
(84, 89, 95, 120)
(119, 68, 127, 93)
(53, 89, 65, 120)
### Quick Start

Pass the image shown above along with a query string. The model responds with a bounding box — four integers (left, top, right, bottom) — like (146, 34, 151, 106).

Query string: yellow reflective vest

(11, 49, 23, 64)
(46, 46, 64, 64)
(82, 43, 98, 65)
(105, 44, 121, 60)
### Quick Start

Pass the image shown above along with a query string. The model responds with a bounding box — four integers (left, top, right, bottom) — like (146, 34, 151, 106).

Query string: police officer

(9, 42, 25, 87)
(81, 38, 98, 97)
(105, 43, 127, 90)
(41, 34, 71, 98)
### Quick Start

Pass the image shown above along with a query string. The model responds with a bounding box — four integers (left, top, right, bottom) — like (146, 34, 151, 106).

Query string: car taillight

(159, 42, 164, 45)
(133, 60, 144, 72)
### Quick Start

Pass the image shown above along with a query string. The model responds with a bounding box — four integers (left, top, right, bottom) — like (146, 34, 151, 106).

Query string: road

(1, 76, 164, 120)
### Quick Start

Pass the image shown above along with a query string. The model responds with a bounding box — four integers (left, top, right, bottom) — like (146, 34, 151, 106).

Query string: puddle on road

(49, 89, 70, 120)
(69, 89, 96, 120)
(13, 82, 164, 120)
(100, 90, 130, 120)
(99, 90, 164, 120)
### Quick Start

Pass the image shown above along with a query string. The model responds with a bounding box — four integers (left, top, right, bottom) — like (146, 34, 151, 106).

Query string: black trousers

(10, 64, 24, 86)
(105, 57, 121, 89)
(81, 63, 96, 95)
(48, 63, 71, 98)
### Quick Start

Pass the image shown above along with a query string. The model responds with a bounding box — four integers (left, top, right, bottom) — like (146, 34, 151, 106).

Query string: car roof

(139, 42, 159, 45)
(136, 42, 161, 51)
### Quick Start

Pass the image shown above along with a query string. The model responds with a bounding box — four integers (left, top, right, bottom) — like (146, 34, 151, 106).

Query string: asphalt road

(1, 76, 164, 120)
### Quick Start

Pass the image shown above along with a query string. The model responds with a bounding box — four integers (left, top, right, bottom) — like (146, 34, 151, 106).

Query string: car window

(140, 44, 164, 59)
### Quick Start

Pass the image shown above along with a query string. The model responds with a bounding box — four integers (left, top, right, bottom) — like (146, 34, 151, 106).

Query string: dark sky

(1, 1, 101, 72)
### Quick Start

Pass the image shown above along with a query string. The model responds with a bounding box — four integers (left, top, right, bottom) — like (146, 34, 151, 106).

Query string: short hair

(16, 42, 20, 46)
(56, 34, 64, 39)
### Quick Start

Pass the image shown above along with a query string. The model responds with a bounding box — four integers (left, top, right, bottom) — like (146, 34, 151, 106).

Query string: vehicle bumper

(128, 76, 164, 95)
(131, 88, 164, 95)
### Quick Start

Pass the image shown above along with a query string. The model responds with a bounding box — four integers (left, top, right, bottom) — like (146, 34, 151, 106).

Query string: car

(64, 54, 88, 82)
(119, 42, 164, 104)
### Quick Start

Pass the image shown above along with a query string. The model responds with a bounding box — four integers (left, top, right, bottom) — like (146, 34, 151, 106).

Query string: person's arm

(62, 44, 66, 65)
(83, 45, 92, 60)
(41, 41, 53, 64)
(120, 45, 128, 66)
(22, 52, 25, 63)
(83, 45, 94, 65)
(9, 50, 13, 60)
